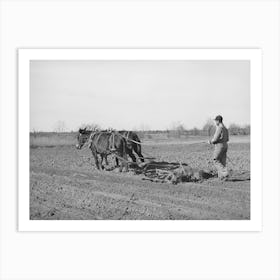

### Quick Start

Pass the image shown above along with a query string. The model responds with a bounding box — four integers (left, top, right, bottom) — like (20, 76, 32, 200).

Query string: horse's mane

(78, 128, 92, 134)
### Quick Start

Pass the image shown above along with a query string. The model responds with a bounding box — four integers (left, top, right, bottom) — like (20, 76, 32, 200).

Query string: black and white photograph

(28, 55, 252, 221)
(2, 1, 280, 280)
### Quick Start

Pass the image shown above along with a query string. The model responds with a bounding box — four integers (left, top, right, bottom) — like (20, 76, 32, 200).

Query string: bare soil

(30, 137, 250, 220)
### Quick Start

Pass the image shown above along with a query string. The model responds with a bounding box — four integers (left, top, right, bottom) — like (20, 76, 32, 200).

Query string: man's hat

(214, 115, 223, 122)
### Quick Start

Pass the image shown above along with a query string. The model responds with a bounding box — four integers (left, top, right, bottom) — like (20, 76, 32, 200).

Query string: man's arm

(210, 126, 222, 144)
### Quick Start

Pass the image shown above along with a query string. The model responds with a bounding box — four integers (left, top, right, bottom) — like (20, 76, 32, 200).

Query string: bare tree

(228, 123, 250, 135)
(139, 124, 150, 131)
(169, 122, 186, 138)
(243, 124, 250, 135)
(31, 127, 38, 137)
(190, 127, 199, 136)
(202, 118, 215, 137)
(53, 120, 67, 132)
(228, 123, 241, 135)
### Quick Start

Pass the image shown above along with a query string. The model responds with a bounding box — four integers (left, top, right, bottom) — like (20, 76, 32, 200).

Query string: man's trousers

(213, 143, 229, 178)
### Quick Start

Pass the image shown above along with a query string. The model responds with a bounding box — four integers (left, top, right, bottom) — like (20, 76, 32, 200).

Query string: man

(208, 115, 229, 179)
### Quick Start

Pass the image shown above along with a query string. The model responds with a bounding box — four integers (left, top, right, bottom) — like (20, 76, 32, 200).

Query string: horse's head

(76, 128, 92, 149)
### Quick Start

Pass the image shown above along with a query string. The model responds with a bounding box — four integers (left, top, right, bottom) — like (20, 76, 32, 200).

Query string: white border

(18, 49, 262, 231)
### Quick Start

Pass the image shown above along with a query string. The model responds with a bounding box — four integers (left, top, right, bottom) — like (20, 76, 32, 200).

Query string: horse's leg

(122, 152, 129, 172)
(118, 157, 123, 172)
(91, 149, 100, 170)
(105, 155, 109, 166)
(135, 144, 145, 162)
(100, 154, 105, 170)
(127, 148, 136, 162)
(119, 145, 129, 172)
(115, 156, 119, 168)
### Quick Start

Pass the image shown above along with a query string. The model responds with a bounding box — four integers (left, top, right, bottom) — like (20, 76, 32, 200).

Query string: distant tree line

(164, 121, 250, 137)
(137, 120, 250, 138)
(227, 123, 250, 135)
(31, 120, 250, 137)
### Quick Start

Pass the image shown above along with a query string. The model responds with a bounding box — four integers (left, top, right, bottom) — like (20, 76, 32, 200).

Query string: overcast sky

(30, 60, 250, 131)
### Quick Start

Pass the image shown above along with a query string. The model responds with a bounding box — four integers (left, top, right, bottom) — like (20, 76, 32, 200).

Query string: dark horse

(76, 128, 128, 171)
(76, 128, 144, 163)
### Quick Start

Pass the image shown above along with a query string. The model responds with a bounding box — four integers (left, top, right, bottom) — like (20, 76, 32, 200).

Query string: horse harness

(87, 130, 117, 153)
